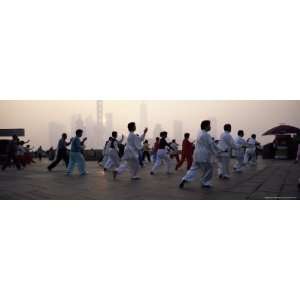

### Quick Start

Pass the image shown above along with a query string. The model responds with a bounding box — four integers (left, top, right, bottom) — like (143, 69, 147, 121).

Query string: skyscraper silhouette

(173, 120, 183, 142)
(105, 113, 113, 141)
(140, 101, 148, 131)
(96, 100, 104, 147)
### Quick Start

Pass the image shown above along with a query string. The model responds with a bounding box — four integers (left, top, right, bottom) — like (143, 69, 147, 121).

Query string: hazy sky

(0, 100, 299, 148)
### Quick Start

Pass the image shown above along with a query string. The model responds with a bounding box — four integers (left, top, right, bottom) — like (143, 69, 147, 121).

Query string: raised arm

(118, 134, 124, 144)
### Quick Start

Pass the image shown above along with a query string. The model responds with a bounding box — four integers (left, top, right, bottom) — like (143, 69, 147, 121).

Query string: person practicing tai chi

(176, 133, 194, 171)
(233, 130, 247, 173)
(151, 137, 160, 163)
(244, 134, 258, 165)
(2, 135, 21, 171)
(179, 120, 220, 189)
(170, 139, 180, 163)
(104, 131, 124, 171)
(47, 133, 72, 171)
(100, 137, 112, 170)
(217, 123, 238, 179)
(150, 131, 174, 175)
(113, 122, 148, 180)
(67, 129, 87, 176)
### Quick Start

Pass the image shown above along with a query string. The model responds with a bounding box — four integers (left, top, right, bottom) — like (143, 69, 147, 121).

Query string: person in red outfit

(176, 133, 194, 170)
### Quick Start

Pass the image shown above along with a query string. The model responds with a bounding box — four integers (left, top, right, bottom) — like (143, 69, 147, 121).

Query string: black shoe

(47, 166, 52, 172)
(150, 171, 154, 175)
(104, 168, 107, 171)
(179, 180, 186, 189)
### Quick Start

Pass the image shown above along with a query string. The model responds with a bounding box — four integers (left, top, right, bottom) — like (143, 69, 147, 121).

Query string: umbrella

(262, 124, 300, 136)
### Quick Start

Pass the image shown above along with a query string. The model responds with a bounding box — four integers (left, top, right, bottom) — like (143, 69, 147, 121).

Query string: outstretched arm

(66, 139, 72, 146)
(80, 137, 87, 145)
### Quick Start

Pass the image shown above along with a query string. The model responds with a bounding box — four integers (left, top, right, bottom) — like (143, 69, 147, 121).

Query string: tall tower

(173, 120, 183, 142)
(140, 101, 148, 131)
(96, 100, 104, 147)
(105, 113, 113, 140)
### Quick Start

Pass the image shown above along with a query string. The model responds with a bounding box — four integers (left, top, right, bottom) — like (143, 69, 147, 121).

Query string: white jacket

(123, 132, 146, 160)
(235, 136, 247, 157)
(194, 130, 219, 163)
(218, 131, 237, 156)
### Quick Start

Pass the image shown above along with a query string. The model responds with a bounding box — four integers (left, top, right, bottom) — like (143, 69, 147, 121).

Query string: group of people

(4, 120, 299, 189)
(1, 135, 35, 171)
(97, 120, 260, 188)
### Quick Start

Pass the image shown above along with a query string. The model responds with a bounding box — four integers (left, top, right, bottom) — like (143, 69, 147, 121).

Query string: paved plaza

(0, 158, 299, 200)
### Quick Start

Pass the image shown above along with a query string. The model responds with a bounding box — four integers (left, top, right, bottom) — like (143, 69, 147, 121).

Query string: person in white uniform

(233, 130, 247, 172)
(100, 138, 112, 170)
(113, 122, 148, 180)
(244, 134, 257, 165)
(179, 120, 220, 189)
(217, 123, 238, 179)
(150, 131, 174, 175)
(104, 131, 124, 171)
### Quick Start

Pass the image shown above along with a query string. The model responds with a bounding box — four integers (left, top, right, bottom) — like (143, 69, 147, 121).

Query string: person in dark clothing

(47, 133, 72, 171)
(2, 135, 21, 171)
(37, 146, 43, 161)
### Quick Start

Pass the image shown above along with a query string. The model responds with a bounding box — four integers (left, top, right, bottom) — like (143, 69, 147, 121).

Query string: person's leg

(12, 154, 21, 170)
(244, 150, 250, 165)
(164, 154, 172, 173)
(115, 159, 129, 175)
(146, 152, 151, 162)
(236, 156, 243, 172)
(251, 151, 257, 165)
(186, 155, 193, 170)
(127, 158, 140, 178)
(67, 152, 76, 175)
(223, 157, 230, 178)
(62, 151, 69, 168)
(176, 154, 186, 170)
(217, 156, 223, 177)
(200, 162, 213, 186)
(175, 154, 180, 163)
(151, 152, 162, 173)
(77, 153, 87, 175)
(48, 151, 62, 170)
(180, 162, 200, 188)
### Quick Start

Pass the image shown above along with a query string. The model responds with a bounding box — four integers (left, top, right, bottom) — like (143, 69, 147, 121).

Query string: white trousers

(234, 155, 244, 172)
(116, 157, 140, 177)
(67, 152, 86, 175)
(182, 162, 213, 185)
(244, 149, 256, 165)
(217, 155, 230, 177)
(151, 149, 172, 173)
(105, 150, 120, 170)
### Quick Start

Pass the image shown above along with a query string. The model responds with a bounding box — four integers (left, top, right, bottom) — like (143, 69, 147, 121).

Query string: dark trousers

(48, 150, 69, 170)
(2, 153, 21, 170)
(176, 154, 193, 170)
(142, 151, 151, 162)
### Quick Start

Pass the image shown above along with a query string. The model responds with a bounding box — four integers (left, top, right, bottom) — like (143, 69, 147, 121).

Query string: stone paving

(0, 158, 299, 200)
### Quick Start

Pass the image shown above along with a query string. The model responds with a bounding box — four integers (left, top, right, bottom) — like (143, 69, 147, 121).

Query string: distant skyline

(0, 100, 299, 149)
